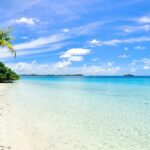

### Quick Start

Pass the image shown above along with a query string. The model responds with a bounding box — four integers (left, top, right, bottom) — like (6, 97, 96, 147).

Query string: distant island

(123, 74, 135, 77)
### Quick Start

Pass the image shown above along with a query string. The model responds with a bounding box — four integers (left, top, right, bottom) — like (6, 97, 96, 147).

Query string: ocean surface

(2, 76, 150, 149)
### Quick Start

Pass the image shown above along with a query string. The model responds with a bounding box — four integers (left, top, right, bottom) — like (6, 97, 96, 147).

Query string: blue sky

(0, 0, 150, 75)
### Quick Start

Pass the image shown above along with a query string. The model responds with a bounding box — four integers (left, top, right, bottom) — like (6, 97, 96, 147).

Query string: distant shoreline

(20, 75, 150, 77)
(20, 74, 84, 77)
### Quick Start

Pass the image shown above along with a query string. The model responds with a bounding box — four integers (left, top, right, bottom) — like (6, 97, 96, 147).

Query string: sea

(2, 76, 150, 150)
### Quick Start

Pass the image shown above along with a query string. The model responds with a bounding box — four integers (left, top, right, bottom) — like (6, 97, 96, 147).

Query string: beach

(0, 84, 34, 150)
(1, 0, 150, 149)
(0, 76, 150, 150)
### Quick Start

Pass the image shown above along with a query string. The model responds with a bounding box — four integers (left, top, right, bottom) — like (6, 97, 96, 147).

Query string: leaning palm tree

(0, 28, 16, 57)
(0, 28, 19, 82)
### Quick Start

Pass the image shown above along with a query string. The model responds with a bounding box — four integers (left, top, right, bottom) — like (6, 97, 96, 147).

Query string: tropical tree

(0, 28, 19, 82)
(0, 28, 16, 57)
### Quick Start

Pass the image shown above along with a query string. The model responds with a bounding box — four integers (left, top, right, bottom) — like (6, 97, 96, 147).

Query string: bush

(0, 62, 19, 83)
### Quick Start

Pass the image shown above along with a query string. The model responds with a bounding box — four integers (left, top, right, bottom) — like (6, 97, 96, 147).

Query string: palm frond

(0, 28, 16, 58)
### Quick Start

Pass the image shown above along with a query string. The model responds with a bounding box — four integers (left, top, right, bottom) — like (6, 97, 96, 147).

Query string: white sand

(0, 84, 34, 150)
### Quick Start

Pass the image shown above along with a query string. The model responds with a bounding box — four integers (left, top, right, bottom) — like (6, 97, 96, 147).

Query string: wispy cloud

(137, 16, 150, 23)
(0, 22, 99, 59)
(124, 47, 129, 50)
(10, 17, 40, 25)
(13, 21, 102, 51)
(90, 36, 150, 46)
(130, 58, 150, 70)
(119, 54, 129, 58)
(0, 42, 67, 59)
(114, 15, 150, 34)
(134, 46, 145, 50)
(0, 33, 69, 58)
(14, 34, 67, 50)
(123, 24, 150, 33)
(63, 28, 70, 33)
(71, 22, 103, 36)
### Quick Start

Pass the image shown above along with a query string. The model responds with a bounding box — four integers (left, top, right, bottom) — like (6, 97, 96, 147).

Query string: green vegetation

(0, 62, 19, 82)
(0, 28, 19, 83)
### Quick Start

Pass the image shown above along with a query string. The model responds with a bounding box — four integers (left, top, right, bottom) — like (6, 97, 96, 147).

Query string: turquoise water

(5, 76, 150, 149)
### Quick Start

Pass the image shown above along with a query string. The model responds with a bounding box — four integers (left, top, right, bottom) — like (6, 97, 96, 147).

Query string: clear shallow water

(3, 76, 150, 149)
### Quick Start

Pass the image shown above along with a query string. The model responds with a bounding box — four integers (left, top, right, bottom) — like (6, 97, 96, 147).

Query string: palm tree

(0, 28, 16, 57)
(0, 28, 19, 82)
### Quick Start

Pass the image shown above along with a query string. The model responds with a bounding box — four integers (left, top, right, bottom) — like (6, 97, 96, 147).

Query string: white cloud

(82, 65, 120, 75)
(138, 16, 150, 23)
(68, 56, 83, 62)
(22, 36, 28, 40)
(90, 39, 121, 46)
(7, 61, 50, 75)
(60, 48, 90, 58)
(90, 39, 100, 44)
(130, 58, 150, 70)
(11, 17, 40, 25)
(90, 36, 150, 46)
(54, 48, 91, 69)
(7, 61, 121, 75)
(124, 28, 131, 33)
(63, 28, 70, 33)
(123, 24, 150, 33)
(119, 54, 129, 58)
(134, 46, 145, 50)
(143, 66, 150, 70)
(124, 47, 128, 50)
(107, 62, 114, 67)
(54, 61, 71, 69)
(142, 59, 150, 70)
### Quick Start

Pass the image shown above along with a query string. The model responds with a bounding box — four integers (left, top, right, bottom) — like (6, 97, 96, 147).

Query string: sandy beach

(0, 84, 50, 150)
(0, 84, 34, 150)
